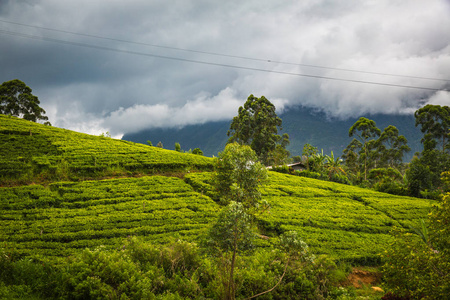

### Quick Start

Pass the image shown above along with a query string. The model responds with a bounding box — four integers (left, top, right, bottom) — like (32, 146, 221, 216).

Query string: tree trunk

(227, 242, 237, 300)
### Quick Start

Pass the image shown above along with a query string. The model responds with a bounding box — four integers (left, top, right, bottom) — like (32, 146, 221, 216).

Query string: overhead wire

(1, 19, 450, 83)
(0, 25, 449, 92)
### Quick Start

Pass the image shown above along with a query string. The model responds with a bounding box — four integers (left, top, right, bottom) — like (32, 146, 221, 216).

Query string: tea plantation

(0, 115, 437, 298)
(0, 114, 214, 185)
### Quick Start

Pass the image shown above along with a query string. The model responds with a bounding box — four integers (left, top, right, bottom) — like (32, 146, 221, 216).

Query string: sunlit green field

(0, 115, 435, 265)
(0, 115, 214, 184)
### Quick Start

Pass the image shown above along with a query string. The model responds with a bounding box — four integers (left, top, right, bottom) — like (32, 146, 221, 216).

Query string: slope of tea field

(0, 114, 435, 265)
(0, 176, 219, 258)
(185, 172, 435, 264)
(0, 115, 214, 184)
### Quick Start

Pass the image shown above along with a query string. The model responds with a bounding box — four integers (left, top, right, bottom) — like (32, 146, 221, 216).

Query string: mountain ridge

(122, 106, 423, 160)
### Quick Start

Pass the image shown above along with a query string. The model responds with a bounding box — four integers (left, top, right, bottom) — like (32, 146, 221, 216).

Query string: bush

(381, 193, 450, 299)
(295, 170, 326, 180)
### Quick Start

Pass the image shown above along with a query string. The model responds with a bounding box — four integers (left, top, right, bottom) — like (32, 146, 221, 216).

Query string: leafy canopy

(415, 104, 450, 153)
(227, 94, 287, 165)
(348, 117, 381, 181)
(0, 79, 50, 124)
(214, 142, 268, 209)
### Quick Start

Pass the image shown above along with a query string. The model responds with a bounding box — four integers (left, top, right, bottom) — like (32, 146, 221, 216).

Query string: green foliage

(0, 236, 354, 300)
(192, 148, 203, 155)
(381, 190, 450, 299)
(227, 94, 288, 165)
(377, 125, 410, 168)
(415, 104, 450, 153)
(174, 142, 181, 152)
(369, 168, 407, 195)
(214, 143, 267, 208)
(344, 120, 411, 193)
(207, 201, 256, 253)
(0, 79, 50, 124)
(348, 117, 381, 181)
(99, 131, 111, 138)
(406, 105, 450, 197)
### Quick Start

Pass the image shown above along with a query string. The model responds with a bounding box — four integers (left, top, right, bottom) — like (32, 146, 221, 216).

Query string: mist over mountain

(122, 106, 423, 161)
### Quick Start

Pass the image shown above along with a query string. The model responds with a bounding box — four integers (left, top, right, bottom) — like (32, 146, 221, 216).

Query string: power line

(0, 28, 449, 92)
(1, 19, 449, 83)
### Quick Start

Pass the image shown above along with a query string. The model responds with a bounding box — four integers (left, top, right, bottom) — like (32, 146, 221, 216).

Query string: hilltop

(0, 114, 214, 185)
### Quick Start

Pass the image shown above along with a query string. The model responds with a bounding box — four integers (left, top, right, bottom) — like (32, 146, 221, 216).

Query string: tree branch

(244, 256, 290, 300)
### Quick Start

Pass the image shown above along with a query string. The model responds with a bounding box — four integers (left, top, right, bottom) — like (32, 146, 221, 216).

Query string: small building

(267, 162, 306, 172)
(286, 162, 306, 172)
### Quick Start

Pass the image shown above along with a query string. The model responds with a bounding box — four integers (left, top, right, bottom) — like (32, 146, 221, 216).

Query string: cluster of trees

(304, 105, 450, 198)
(226, 94, 449, 199)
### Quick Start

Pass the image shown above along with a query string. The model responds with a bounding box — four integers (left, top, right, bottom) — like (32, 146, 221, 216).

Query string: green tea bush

(294, 170, 327, 180)
(60, 246, 153, 300)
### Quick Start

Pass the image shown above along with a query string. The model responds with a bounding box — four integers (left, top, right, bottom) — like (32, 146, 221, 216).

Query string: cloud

(0, 0, 449, 135)
(102, 87, 244, 136)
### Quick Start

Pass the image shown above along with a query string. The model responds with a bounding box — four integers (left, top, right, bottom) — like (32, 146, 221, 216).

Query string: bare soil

(343, 267, 382, 288)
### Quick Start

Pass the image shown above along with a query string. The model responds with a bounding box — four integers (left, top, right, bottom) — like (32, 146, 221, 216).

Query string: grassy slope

(0, 115, 214, 185)
(0, 115, 435, 265)
(185, 172, 434, 264)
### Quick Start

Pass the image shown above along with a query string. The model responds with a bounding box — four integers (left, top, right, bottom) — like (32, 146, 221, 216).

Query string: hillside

(0, 114, 434, 265)
(122, 106, 423, 159)
(0, 114, 214, 185)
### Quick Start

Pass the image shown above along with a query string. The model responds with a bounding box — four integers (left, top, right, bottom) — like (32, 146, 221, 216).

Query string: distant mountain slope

(122, 106, 423, 160)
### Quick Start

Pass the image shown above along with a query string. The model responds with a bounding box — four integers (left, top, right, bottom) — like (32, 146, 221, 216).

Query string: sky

(1, 0, 450, 138)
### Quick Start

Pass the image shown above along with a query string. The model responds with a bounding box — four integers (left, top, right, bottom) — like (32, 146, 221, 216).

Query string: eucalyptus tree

(415, 104, 450, 153)
(209, 143, 268, 299)
(227, 94, 288, 165)
(407, 104, 450, 197)
(348, 117, 381, 181)
(377, 125, 410, 169)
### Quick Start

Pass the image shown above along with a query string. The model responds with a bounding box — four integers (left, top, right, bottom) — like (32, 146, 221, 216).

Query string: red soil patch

(344, 268, 382, 288)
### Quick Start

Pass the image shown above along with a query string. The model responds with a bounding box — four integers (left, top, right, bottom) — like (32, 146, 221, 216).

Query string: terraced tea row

(0, 115, 214, 183)
(0, 176, 219, 257)
(185, 172, 435, 263)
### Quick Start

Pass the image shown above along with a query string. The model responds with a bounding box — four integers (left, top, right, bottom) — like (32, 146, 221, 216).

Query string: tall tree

(415, 104, 450, 153)
(227, 94, 287, 165)
(0, 79, 50, 124)
(377, 125, 410, 169)
(406, 104, 450, 197)
(210, 143, 268, 299)
(348, 117, 381, 181)
(214, 142, 267, 209)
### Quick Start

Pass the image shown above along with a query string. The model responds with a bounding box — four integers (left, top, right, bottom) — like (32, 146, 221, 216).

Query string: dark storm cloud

(0, 0, 449, 137)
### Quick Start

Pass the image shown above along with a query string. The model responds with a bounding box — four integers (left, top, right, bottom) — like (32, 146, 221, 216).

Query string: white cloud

(0, 0, 449, 135)
(102, 87, 243, 135)
(425, 91, 450, 107)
